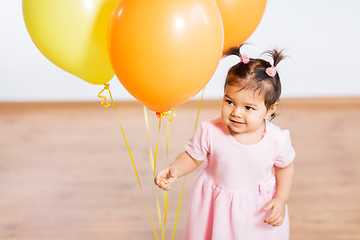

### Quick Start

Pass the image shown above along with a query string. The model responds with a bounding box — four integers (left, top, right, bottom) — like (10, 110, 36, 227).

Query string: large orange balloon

(215, 0, 267, 51)
(109, 0, 224, 113)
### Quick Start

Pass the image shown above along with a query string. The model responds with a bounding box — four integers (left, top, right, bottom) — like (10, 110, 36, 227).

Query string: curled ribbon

(156, 109, 176, 121)
(98, 83, 111, 107)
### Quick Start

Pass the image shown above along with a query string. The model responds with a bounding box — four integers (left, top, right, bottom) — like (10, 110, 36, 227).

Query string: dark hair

(223, 44, 286, 119)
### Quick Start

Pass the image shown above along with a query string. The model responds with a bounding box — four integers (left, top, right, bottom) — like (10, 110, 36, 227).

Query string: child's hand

(263, 198, 286, 226)
(154, 166, 178, 191)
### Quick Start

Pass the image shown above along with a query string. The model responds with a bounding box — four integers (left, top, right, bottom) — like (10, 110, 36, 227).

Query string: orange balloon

(215, 0, 267, 51)
(109, 0, 224, 113)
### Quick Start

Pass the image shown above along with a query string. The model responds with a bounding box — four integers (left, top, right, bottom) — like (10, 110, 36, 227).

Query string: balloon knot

(156, 109, 176, 121)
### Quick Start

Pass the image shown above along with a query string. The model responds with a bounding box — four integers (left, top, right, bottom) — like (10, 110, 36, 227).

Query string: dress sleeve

(184, 121, 209, 161)
(274, 130, 295, 168)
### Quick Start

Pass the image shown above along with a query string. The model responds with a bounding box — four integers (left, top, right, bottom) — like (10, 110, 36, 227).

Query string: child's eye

(225, 99, 234, 105)
(245, 106, 254, 111)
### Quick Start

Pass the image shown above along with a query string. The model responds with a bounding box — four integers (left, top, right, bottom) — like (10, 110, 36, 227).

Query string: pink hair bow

(265, 66, 277, 77)
(239, 54, 250, 64)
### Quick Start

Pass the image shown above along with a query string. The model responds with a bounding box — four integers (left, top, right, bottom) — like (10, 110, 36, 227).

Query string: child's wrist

(274, 196, 288, 203)
(169, 165, 179, 175)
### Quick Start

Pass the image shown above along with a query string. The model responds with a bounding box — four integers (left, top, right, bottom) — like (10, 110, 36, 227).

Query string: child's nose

(231, 107, 243, 117)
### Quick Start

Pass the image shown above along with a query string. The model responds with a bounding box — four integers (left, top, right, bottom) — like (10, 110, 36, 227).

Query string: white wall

(1, 0, 360, 102)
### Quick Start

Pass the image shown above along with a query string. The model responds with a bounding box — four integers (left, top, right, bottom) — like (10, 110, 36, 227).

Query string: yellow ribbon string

(153, 116, 162, 176)
(144, 107, 155, 175)
(154, 117, 164, 233)
(171, 87, 206, 240)
(153, 109, 176, 239)
(98, 83, 111, 107)
(154, 109, 175, 176)
(166, 115, 171, 162)
(194, 87, 205, 132)
(162, 191, 169, 240)
(171, 175, 186, 240)
(162, 113, 172, 240)
(104, 85, 159, 240)
(144, 106, 165, 235)
(154, 110, 175, 238)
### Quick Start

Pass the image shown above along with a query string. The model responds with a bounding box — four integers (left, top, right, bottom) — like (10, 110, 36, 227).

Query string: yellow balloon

(22, 0, 116, 85)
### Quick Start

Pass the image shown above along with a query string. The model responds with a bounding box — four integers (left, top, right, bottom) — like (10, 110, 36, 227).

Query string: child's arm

(274, 161, 295, 202)
(264, 162, 295, 226)
(154, 151, 203, 191)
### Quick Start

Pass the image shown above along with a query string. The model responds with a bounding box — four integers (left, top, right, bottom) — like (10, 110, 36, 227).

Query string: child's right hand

(154, 166, 178, 191)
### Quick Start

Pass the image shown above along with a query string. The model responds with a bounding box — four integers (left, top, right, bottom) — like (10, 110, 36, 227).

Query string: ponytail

(263, 49, 286, 67)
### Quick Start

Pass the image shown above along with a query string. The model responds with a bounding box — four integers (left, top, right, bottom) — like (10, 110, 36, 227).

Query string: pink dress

(184, 118, 295, 240)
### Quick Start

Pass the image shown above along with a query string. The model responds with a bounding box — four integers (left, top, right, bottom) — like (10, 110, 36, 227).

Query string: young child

(155, 45, 295, 240)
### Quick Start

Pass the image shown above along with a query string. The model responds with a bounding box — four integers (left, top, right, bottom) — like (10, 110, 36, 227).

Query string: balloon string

(98, 83, 111, 107)
(162, 114, 172, 240)
(146, 108, 176, 239)
(144, 106, 165, 235)
(144, 106, 156, 176)
(171, 174, 186, 240)
(171, 87, 206, 240)
(153, 116, 162, 176)
(154, 109, 175, 177)
(194, 87, 205, 132)
(162, 190, 169, 240)
(104, 84, 159, 240)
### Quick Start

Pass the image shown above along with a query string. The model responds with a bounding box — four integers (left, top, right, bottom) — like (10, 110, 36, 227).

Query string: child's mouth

(230, 119, 245, 126)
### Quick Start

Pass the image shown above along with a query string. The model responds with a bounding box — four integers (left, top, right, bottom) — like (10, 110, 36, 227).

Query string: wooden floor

(0, 98, 359, 240)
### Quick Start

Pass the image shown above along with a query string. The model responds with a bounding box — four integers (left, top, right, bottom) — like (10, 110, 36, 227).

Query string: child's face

(221, 85, 276, 138)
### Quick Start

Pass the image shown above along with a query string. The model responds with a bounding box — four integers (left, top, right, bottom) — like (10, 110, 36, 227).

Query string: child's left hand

(263, 198, 286, 226)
